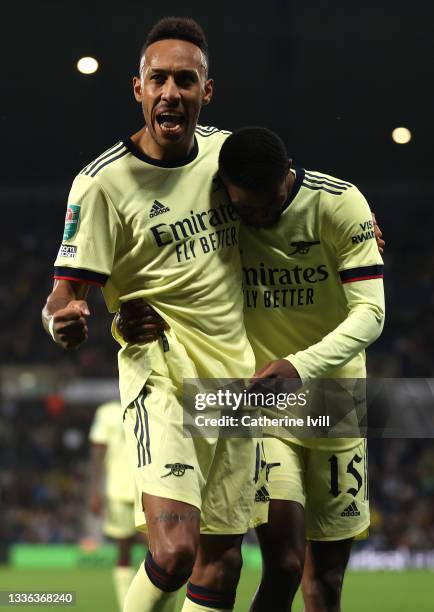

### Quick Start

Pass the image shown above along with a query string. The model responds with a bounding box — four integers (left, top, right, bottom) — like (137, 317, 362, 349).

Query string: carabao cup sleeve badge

(63, 204, 81, 240)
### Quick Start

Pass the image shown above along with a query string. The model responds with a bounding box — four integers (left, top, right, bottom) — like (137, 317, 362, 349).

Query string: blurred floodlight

(392, 127, 412, 144)
(77, 56, 99, 75)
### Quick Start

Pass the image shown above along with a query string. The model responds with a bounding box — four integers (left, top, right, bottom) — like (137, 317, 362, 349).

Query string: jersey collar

(281, 167, 305, 213)
(122, 136, 199, 168)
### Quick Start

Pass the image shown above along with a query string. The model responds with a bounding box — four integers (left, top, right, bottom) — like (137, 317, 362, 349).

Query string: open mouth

(156, 112, 185, 135)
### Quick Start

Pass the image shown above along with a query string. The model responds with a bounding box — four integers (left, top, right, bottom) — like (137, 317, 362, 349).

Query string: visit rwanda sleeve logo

(63, 204, 80, 240)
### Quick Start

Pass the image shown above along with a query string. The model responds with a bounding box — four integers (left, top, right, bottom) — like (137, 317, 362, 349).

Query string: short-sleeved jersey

(89, 401, 135, 502)
(241, 169, 384, 450)
(54, 127, 255, 407)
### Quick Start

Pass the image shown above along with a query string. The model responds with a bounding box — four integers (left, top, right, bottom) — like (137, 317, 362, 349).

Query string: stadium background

(1, 1, 433, 610)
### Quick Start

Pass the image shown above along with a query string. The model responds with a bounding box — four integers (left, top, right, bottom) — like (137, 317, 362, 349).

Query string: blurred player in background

(42, 17, 257, 612)
(119, 127, 385, 612)
(89, 401, 138, 611)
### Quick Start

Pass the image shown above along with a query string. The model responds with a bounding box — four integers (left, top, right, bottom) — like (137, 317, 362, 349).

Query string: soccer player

(89, 400, 137, 610)
(119, 127, 385, 612)
(42, 18, 257, 612)
(218, 127, 385, 612)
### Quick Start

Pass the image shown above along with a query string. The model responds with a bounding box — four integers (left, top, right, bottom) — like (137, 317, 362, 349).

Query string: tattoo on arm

(151, 509, 199, 525)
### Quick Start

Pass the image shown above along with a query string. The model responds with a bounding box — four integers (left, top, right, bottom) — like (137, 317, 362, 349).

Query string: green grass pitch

(0, 567, 433, 611)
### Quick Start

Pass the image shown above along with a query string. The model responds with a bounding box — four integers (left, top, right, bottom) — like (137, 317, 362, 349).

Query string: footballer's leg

(113, 536, 136, 611)
(180, 437, 257, 611)
(249, 439, 307, 611)
(123, 374, 204, 612)
(181, 534, 244, 611)
(301, 539, 353, 612)
(251, 500, 305, 611)
(301, 440, 370, 612)
(117, 535, 135, 565)
(102, 497, 138, 610)
(124, 495, 199, 612)
(143, 494, 199, 575)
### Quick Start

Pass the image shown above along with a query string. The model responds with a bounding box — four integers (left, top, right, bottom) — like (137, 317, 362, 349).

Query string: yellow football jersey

(241, 169, 385, 450)
(89, 401, 135, 502)
(54, 126, 255, 407)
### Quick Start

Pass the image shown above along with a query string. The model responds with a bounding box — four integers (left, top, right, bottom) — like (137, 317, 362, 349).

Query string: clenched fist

(51, 300, 90, 350)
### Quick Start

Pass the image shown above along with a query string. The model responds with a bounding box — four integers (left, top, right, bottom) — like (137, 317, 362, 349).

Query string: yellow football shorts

(123, 370, 257, 534)
(252, 437, 370, 541)
(103, 497, 136, 540)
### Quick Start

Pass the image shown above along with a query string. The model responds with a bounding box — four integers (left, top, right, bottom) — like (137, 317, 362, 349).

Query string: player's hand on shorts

(51, 300, 90, 350)
(89, 491, 103, 515)
(372, 212, 385, 254)
(116, 298, 169, 343)
(249, 359, 301, 396)
(252, 359, 301, 380)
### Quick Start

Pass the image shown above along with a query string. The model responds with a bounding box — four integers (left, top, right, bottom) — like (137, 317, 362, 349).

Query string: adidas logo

(150, 200, 170, 218)
(255, 486, 270, 503)
(341, 501, 360, 517)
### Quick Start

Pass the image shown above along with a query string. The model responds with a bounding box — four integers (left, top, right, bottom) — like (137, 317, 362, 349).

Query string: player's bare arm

(42, 279, 90, 349)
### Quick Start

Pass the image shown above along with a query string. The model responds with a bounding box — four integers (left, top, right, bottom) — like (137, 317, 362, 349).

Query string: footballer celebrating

(219, 127, 385, 612)
(42, 18, 257, 612)
(120, 127, 385, 612)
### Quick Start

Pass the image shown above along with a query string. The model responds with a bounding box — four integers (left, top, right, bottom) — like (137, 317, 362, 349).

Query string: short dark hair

(219, 127, 290, 192)
(140, 16, 209, 72)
